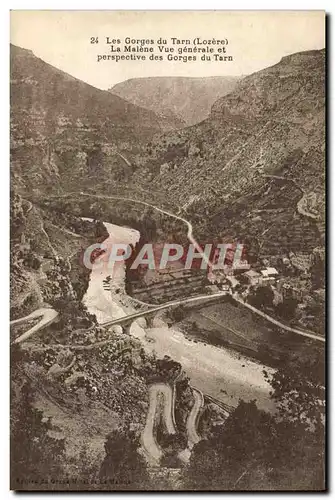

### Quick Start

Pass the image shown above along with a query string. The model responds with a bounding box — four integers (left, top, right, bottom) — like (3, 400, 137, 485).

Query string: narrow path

(115, 151, 132, 168)
(261, 174, 305, 194)
(48, 221, 83, 238)
(23, 199, 33, 213)
(47, 355, 76, 378)
(39, 220, 57, 257)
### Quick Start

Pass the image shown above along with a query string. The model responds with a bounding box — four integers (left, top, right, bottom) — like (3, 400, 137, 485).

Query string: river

(83, 220, 275, 413)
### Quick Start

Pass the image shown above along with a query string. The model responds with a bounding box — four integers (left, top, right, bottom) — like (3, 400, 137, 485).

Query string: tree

(311, 251, 325, 289)
(184, 400, 276, 490)
(184, 353, 325, 491)
(11, 353, 66, 491)
(168, 305, 187, 323)
(275, 297, 298, 319)
(263, 353, 325, 429)
(93, 220, 109, 240)
(184, 399, 324, 491)
(99, 426, 150, 490)
(248, 285, 274, 310)
(10, 191, 26, 240)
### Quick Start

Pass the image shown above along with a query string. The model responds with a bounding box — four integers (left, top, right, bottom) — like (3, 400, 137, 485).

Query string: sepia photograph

(9, 10, 326, 491)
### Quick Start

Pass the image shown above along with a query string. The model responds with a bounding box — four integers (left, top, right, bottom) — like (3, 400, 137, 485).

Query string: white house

(260, 267, 279, 284)
(243, 269, 262, 286)
(261, 267, 279, 278)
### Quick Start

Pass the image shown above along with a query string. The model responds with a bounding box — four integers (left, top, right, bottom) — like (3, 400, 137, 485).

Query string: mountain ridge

(10, 43, 182, 192)
(110, 75, 241, 126)
(132, 48, 325, 260)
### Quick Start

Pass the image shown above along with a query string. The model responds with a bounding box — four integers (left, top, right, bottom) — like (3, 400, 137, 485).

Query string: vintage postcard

(10, 10, 325, 491)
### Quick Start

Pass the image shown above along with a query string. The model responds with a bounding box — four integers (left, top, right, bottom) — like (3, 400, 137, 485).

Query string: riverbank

(84, 220, 275, 413)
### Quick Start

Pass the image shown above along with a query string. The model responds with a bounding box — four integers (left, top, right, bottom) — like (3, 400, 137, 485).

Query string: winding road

(10, 307, 59, 344)
(50, 191, 213, 270)
(177, 387, 205, 464)
(186, 387, 204, 449)
(45, 190, 325, 343)
(12, 192, 324, 464)
(141, 382, 204, 466)
(141, 383, 176, 465)
(15, 192, 325, 347)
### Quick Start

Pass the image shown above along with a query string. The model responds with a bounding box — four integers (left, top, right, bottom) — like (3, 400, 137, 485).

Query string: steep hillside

(10, 44, 175, 193)
(110, 76, 240, 126)
(134, 50, 325, 262)
(10, 189, 110, 319)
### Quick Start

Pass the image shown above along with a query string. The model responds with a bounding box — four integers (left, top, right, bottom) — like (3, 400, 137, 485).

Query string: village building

(261, 267, 279, 278)
(260, 267, 279, 284)
(243, 269, 262, 286)
(226, 275, 240, 290)
(232, 260, 251, 271)
(289, 253, 312, 274)
(281, 282, 303, 300)
(282, 283, 292, 297)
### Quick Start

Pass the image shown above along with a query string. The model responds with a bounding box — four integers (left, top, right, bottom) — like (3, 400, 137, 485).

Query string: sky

(10, 10, 325, 90)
